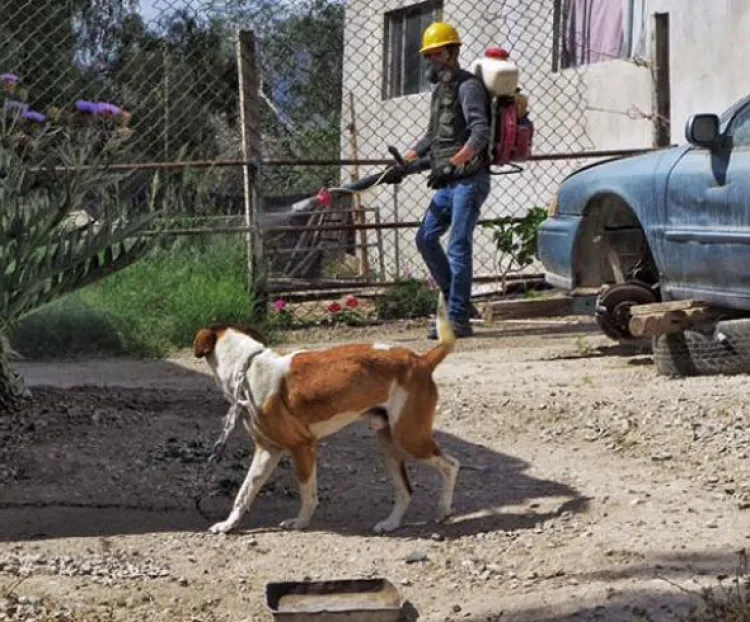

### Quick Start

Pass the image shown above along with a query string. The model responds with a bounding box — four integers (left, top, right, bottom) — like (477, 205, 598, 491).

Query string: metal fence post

(237, 29, 267, 319)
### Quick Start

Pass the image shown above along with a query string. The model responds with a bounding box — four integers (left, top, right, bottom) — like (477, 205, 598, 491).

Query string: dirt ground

(3, 316, 750, 621)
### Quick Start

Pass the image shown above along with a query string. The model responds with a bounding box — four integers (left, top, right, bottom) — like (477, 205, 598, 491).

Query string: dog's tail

(422, 291, 456, 371)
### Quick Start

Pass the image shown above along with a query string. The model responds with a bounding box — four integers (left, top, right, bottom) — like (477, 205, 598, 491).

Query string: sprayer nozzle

(316, 188, 334, 207)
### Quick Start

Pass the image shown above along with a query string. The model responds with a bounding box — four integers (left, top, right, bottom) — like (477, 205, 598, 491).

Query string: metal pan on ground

(265, 578, 402, 622)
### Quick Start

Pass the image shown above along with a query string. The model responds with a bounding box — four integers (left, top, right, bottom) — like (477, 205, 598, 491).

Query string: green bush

(11, 237, 263, 358)
(375, 279, 438, 320)
(12, 301, 126, 359)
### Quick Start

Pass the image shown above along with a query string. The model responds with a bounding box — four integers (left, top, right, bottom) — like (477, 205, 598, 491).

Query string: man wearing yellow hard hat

(404, 22, 491, 339)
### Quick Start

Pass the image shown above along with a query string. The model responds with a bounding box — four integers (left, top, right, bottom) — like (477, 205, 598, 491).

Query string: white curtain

(562, 0, 625, 66)
(627, 0, 649, 58)
(562, 0, 648, 66)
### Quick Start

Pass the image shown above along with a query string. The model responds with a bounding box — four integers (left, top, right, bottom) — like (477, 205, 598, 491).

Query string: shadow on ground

(463, 550, 749, 622)
(549, 341, 653, 361)
(0, 360, 585, 541)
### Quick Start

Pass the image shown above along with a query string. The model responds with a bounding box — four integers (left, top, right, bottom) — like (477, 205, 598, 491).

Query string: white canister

(469, 48, 519, 98)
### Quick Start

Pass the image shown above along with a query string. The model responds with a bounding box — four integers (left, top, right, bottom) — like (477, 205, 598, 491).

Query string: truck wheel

(652, 318, 750, 377)
(595, 281, 658, 341)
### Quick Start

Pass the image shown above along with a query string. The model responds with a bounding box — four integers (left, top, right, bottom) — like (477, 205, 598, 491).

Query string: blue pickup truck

(537, 92, 750, 376)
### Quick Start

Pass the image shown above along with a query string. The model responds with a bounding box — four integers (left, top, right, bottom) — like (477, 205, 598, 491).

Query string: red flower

(328, 302, 342, 314)
(316, 188, 333, 208)
(345, 296, 359, 309)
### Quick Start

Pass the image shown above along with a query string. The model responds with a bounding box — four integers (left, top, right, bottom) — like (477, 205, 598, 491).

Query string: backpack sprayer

(471, 47, 534, 175)
(279, 47, 533, 215)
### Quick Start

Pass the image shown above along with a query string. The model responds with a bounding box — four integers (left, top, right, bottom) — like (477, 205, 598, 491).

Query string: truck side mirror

(685, 114, 720, 149)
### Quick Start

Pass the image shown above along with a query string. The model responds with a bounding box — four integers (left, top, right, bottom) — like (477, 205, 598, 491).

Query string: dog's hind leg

(394, 383, 460, 523)
(280, 443, 319, 530)
(373, 425, 413, 534)
(209, 444, 281, 534)
(419, 447, 459, 522)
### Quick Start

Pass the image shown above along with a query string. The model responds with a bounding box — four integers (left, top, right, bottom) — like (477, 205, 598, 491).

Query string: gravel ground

(2, 316, 750, 621)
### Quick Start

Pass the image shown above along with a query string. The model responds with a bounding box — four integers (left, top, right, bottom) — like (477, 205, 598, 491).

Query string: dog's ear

(193, 328, 218, 358)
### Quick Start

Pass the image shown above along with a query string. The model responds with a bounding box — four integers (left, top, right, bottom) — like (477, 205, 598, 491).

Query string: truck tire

(652, 318, 750, 377)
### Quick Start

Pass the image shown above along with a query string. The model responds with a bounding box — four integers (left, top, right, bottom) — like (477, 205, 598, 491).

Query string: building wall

(648, 0, 750, 127)
(340, 0, 750, 281)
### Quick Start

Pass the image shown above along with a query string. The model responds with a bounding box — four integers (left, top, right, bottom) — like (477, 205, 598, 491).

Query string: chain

(193, 351, 262, 522)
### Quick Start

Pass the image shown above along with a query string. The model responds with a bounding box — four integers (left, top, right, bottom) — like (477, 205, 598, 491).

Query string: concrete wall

(648, 0, 750, 128)
(340, 0, 750, 281)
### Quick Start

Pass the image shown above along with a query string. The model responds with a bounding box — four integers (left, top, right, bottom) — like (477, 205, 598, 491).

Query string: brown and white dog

(193, 293, 459, 534)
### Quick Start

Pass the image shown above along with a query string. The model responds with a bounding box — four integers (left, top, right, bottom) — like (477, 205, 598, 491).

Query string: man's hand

(450, 144, 477, 168)
(405, 149, 420, 163)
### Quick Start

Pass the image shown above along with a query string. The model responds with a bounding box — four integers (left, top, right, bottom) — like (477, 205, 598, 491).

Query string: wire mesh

(1, 0, 656, 328)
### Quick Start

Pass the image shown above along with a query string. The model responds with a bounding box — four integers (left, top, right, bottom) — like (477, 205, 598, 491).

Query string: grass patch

(374, 278, 438, 320)
(11, 237, 262, 359)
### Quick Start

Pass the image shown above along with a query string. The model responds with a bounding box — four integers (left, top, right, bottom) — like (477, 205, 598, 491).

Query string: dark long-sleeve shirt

(413, 74, 491, 157)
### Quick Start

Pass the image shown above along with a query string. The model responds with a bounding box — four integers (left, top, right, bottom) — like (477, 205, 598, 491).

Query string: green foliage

(0, 125, 155, 332)
(106, 10, 240, 163)
(12, 237, 262, 358)
(325, 297, 369, 326)
(1, 0, 347, 198)
(267, 306, 295, 330)
(230, 0, 346, 195)
(484, 206, 548, 272)
(12, 300, 128, 358)
(0, 88, 156, 409)
(481, 206, 547, 294)
(375, 279, 438, 320)
(0, 0, 138, 111)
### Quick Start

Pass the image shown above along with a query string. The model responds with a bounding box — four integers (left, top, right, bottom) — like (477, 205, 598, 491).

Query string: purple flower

(75, 100, 98, 114)
(96, 102, 122, 116)
(273, 299, 288, 312)
(1, 73, 20, 85)
(4, 99, 28, 113)
(22, 110, 46, 124)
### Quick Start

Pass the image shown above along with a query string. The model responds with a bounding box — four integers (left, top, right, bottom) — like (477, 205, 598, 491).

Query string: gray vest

(428, 68, 489, 178)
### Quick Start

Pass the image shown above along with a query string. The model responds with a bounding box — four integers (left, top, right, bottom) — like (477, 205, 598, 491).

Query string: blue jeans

(415, 172, 491, 324)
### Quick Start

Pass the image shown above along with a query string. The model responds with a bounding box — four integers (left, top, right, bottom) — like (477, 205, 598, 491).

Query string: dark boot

(428, 319, 474, 340)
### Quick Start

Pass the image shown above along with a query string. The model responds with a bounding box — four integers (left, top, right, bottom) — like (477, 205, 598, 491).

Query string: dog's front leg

(209, 444, 281, 534)
(280, 443, 318, 530)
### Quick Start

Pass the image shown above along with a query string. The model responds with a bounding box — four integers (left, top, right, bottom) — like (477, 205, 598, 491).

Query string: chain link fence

(1, 0, 658, 329)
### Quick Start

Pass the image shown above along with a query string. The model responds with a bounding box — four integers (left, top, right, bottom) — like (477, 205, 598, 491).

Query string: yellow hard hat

(419, 22, 462, 54)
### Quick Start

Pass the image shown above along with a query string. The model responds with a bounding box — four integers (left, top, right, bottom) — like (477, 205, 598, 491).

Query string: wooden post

(236, 30, 265, 316)
(652, 13, 671, 147)
(163, 43, 170, 161)
(373, 205, 386, 280)
(392, 184, 401, 279)
(346, 91, 371, 277)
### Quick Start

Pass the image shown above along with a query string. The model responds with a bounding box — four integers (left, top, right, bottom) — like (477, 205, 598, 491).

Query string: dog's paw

(279, 517, 310, 530)
(373, 518, 401, 534)
(208, 520, 236, 535)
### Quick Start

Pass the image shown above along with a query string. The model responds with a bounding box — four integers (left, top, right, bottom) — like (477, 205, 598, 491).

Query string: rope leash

(193, 351, 262, 522)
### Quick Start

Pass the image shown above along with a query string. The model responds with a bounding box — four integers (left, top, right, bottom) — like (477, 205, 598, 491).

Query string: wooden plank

(629, 299, 705, 316)
(629, 305, 720, 338)
(484, 296, 573, 322)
